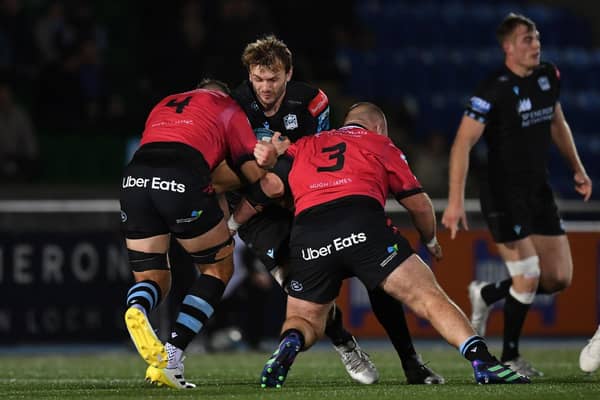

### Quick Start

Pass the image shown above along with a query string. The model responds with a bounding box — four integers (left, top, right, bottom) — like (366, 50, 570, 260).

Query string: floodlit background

(0, 0, 598, 350)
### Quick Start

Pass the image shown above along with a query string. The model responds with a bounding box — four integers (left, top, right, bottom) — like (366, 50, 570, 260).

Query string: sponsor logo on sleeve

(469, 96, 491, 114)
(308, 89, 329, 116)
(538, 76, 550, 91)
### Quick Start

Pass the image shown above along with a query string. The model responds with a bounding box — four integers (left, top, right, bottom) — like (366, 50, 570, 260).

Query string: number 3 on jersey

(317, 142, 346, 172)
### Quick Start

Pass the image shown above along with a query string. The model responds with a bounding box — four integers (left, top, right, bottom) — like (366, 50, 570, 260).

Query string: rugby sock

(501, 292, 530, 362)
(536, 286, 551, 295)
(480, 278, 550, 305)
(459, 335, 495, 362)
(168, 274, 225, 352)
(368, 288, 418, 369)
(480, 279, 512, 305)
(126, 280, 162, 315)
(324, 304, 354, 346)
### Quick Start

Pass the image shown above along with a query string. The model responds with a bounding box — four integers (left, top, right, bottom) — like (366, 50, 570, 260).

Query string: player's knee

(506, 256, 541, 300)
(506, 256, 540, 280)
(128, 249, 168, 272)
(541, 273, 572, 293)
(260, 172, 285, 198)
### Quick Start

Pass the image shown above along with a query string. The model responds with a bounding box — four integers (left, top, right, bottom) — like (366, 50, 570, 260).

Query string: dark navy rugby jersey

(464, 62, 561, 177)
(232, 80, 330, 143)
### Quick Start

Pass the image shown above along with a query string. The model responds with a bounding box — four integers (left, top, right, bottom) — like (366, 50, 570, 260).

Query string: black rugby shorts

(286, 196, 414, 304)
(120, 143, 223, 240)
(237, 205, 293, 270)
(480, 178, 564, 243)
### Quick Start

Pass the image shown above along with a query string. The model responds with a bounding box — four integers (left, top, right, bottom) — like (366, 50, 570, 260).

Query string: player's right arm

(442, 115, 485, 239)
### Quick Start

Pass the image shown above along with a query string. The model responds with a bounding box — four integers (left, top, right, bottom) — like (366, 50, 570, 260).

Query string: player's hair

(241, 34, 293, 73)
(197, 78, 231, 95)
(496, 13, 536, 45)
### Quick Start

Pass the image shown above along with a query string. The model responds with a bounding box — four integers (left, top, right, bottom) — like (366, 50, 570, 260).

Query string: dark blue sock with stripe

(168, 274, 225, 351)
(460, 335, 495, 362)
(126, 280, 162, 314)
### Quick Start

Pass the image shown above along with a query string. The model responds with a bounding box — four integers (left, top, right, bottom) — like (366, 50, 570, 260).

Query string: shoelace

(342, 348, 373, 372)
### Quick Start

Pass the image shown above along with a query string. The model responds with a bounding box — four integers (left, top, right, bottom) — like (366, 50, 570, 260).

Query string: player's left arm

(383, 139, 442, 260)
(397, 192, 442, 261)
(550, 101, 592, 201)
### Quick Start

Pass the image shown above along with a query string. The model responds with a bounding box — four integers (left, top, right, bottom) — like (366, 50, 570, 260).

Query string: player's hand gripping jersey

(286, 125, 424, 215)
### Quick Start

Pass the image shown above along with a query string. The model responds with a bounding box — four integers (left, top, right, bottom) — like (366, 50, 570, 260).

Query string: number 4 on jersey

(165, 96, 192, 113)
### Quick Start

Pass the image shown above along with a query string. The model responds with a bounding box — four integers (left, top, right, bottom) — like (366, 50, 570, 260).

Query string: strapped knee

(128, 249, 169, 272)
(506, 256, 540, 279)
(189, 237, 234, 264)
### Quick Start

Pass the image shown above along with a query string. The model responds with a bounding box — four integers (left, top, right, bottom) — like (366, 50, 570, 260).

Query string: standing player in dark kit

(224, 34, 444, 384)
(442, 13, 592, 377)
(254, 102, 529, 387)
(120, 86, 278, 389)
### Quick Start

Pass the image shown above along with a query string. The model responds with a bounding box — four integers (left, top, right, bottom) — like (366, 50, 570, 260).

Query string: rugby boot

(125, 307, 167, 368)
(580, 326, 600, 373)
(472, 358, 530, 384)
(504, 356, 544, 377)
(468, 281, 491, 336)
(403, 354, 445, 384)
(145, 361, 196, 389)
(260, 334, 302, 388)
(334, 336, 379, 384)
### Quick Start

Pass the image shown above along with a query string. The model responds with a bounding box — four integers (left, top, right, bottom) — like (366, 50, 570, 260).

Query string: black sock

(368, 287, 418, 369)
(501, 292, 531, 362)
(536, 286, 551, 295)
(324, 304, 353, 346)
(460, 335, 495, 362)
(481, 279, 512, 305)
(126, 280, 162, 313)
(168, 274, 226, 351)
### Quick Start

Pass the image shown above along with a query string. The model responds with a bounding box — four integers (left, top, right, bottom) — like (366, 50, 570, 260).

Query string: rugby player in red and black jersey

(120, 87, 278, 389)
(223, 35, 445, 385)
(442, 13, 592, 377)
(253, 102, 529, 387)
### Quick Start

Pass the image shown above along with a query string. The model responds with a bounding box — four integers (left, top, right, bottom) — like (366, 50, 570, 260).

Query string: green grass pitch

(1, 343, 599, 399)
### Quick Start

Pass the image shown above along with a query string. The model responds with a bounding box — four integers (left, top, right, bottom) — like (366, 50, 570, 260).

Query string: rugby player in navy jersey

(442, 13, 592, 377)
(252, 102, 529, 387)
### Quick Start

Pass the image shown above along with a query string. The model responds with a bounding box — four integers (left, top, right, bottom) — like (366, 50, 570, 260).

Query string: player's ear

(286, 66, 293, 82)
